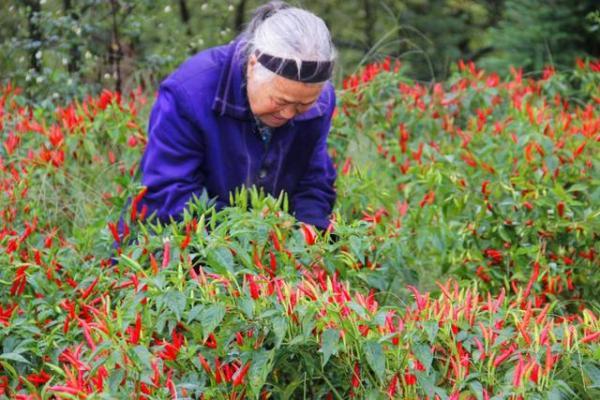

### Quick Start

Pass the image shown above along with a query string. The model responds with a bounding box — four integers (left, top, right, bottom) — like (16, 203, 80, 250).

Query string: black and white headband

(255, 50, 334, 83)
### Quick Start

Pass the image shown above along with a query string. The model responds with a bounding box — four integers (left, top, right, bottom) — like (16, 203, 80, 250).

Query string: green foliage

(1, 1, 598, 102)
(482, 0, 599, 74)
(0, 59, 599, 397)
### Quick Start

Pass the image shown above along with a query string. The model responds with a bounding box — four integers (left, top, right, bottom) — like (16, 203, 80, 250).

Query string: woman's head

(241, 1, 336, 127)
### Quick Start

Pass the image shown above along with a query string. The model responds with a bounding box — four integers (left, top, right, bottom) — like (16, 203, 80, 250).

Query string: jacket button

(259, 168, 267, 179)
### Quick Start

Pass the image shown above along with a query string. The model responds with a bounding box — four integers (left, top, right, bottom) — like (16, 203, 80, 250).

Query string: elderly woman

(136, 1, 337, 231)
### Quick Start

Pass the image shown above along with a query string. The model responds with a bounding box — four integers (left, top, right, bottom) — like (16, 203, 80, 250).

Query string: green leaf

(187, 305, 205, 323)
(584, 363, 600, 388)
(347, 301, 367, 319)
(200, 302, 226, 340)
(164, 289, 186, 321)
(119, 254, 144, 274)
(567, 183, 588, 193)
(423, 321, 439, 344)
(365, 389, 387, 400)
(319, 329, 339, 366)
(238, 296, 254, 319)
(413, 342, 433, 373)
(131, 345, 153, 370)
(272, 316, 287, 349)
(364, 340, 385, 382)
(468, 380, 483, 400)
(109, 369, 125, 393)
(206, 247, 235, 275)
(249, 349, 274, 396)
(349, 235, 366, 263)
(0, 352, 30, 364)
(416, 371, 436, 398)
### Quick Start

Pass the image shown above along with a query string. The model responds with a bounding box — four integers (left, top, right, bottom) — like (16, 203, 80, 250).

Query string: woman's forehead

(270, 75, 323, 102)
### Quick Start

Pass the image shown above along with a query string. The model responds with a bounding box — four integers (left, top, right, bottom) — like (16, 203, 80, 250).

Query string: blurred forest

(0, 0, 598, 101)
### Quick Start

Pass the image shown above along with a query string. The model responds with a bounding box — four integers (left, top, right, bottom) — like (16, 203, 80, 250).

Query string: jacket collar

(212, 37, 330, 123)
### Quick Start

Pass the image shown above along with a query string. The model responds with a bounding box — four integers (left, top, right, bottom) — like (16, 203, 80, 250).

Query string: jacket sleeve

(137, 81, 209, 224)
(290, 86, 337, 230)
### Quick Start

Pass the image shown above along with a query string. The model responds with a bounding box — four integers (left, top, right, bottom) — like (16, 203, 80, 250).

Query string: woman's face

(246, 55, 324, 128)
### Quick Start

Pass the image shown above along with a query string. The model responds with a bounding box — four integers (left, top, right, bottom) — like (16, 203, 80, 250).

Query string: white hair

(240, 1, 336, 85)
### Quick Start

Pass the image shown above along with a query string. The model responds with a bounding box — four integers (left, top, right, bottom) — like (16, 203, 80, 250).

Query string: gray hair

(240, 1, 336, 84)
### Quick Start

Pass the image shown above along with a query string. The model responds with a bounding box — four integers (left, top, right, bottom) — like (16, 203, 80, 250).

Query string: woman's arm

(290, 86, 337, 230)
(137, 81, 207, 223)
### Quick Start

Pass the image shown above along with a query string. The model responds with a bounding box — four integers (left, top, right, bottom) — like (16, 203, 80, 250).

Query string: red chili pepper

(481, 180, 490, 196)
(581, 331, 600, 343)
(300, 224, 316, 246)
(387, 374, 398, 397)
(557, 202, 565, 218)
(268, 251, 277, 276)
(181, 233, 191, 250)
(246, 274, 260, 300)
(252, 246, 265, 270)
(81, 277, 99, 300)
(150, 359, 161, 386)
(341, 157, 352, 175)
(233, 361, 251, 386)
(513, 354, 525, 387)
(493, 344, 515, 368)
(269, 230, 282, 252)
(107, 222, 120, 243)
(10, 266, 28, 296)
(162, 241, 171, 269)
(198, 353, 212, 375)
(167, 374, 176, 398)
(150, 254, 158, 275)
(214, 357, 223, 384)
(236, 332, 244, 346)
(204, 333, 217, 349)
(129, 313, 142, 344)
(573, 141, 586, 158)
(223, 363, 233, 383)
(544, 345, 554, 375)
(48, 386, 82, 395)
(78, 318, 97, 352)
(351, 362, 360, 388)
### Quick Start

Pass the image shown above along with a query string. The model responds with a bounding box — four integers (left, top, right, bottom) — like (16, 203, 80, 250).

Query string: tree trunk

(63, 0, 81, 73)
(234, 0, 247, 34)
(178, 0, 192, 36)
(25, 0, 42, 73)
(109, 0, 123, 93)
(362, 0, 375, 51)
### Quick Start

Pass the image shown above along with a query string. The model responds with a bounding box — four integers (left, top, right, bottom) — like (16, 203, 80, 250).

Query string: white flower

(62, 57, 68, 65)
(35, 51, 42, 59)
(85, 51, 92, 60)
(36, 76, 44, 83)
(201, 3, 208, 11)
(104, 73, 111, 80)
(228, 4, 234, 12)
(164, 5, 171, 13)
(67, 78, 73, 85)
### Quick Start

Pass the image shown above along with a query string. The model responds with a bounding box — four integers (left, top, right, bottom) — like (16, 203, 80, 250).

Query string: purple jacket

(137, 38, 337, 230)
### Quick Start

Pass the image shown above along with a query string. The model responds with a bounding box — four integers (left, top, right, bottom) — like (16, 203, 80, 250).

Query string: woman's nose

(279, 104, 297, 119)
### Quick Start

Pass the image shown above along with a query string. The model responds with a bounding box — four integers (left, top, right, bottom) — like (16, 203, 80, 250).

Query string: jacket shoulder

(157, 43, 234, 119)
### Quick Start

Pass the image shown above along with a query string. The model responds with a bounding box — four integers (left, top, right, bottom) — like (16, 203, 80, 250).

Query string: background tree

(0, 0, 597, 101)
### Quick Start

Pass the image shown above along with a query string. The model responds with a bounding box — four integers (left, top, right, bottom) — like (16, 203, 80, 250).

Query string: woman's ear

(247, 54, 257, 80)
